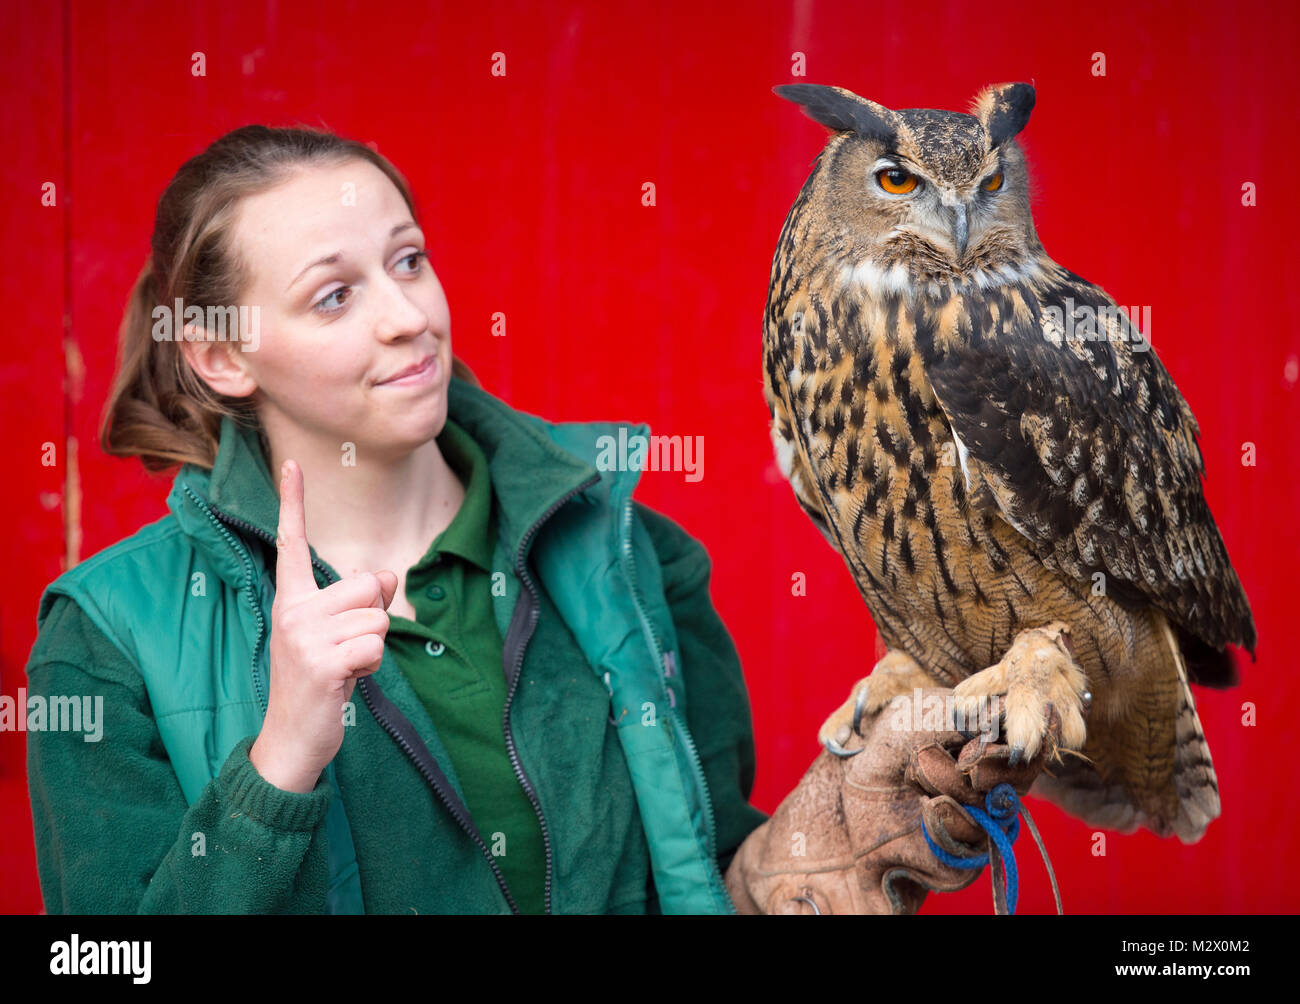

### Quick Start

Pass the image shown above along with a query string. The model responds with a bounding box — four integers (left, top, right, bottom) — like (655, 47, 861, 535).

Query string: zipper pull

(662, 651, 678, 709)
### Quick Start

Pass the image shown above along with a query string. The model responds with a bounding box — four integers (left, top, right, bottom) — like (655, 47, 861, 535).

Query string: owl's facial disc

(869, 157, 970, 262)
(867, 150, 1013, 271)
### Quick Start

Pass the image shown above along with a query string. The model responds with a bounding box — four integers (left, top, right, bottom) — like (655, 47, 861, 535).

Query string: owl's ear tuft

(773, 84, 897, 144)
(971, 82, 1035, 146)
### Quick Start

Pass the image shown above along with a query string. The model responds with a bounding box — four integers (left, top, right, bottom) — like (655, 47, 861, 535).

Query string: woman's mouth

(376, 354, 439, 388)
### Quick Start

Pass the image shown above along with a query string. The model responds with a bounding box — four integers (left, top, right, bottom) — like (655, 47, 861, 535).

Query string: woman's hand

(249, 459, 398, 793)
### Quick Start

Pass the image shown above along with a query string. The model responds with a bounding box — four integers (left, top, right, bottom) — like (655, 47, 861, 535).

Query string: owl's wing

(917, 264, 1256, 664)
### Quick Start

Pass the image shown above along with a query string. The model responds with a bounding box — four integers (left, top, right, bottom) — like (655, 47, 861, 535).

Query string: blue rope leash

(921, 782, 1022, 914)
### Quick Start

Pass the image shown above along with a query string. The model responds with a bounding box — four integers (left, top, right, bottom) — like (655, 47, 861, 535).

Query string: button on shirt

(384, 417, 546, 914)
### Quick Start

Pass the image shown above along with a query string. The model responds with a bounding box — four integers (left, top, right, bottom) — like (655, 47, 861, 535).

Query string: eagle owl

(762, 82, 1256, 843)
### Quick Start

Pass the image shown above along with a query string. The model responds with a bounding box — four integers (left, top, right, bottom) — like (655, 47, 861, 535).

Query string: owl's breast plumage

(763, 269, 1112, 685)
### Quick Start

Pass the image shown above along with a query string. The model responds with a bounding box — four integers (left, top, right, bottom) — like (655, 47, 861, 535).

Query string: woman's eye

(311, 251, 429, 316)
(876, 168, 918, 195)
(396, 249, 430, 274)
(313, 287, 351, 315)
(982, 172, 1004, 192)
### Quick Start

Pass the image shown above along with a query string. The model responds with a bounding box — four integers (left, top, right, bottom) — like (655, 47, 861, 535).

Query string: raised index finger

(275, 459, 319, 600)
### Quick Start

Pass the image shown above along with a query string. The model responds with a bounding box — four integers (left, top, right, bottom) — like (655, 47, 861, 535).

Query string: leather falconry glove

(725, 684, 1088, 915)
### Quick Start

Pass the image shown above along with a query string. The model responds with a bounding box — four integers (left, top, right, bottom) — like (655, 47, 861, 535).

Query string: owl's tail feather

(1163, 616, 1222, 843)
(1028, 750, 1146, 836)
(1028, 612, 1221, 844)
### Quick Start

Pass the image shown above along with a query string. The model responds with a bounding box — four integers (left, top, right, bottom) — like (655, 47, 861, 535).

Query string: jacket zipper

(503, 472, 601, 915)
(184, 485, 270, 714)
(619, 497, 720, 865)
(199, 496, 523, 913)
(353, 671, 520, 914)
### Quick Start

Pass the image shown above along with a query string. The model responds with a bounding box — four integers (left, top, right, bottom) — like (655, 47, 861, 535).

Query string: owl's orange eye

(876, 168, 918, 195)
(982, 172, 1004, 192)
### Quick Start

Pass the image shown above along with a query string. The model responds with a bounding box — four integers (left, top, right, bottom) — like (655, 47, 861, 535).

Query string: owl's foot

(819, 651, 939, 758)
(952, 622, 1091, 767)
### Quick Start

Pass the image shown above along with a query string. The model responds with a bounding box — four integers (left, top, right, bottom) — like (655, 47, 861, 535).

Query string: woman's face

(192, 157, 453, 461)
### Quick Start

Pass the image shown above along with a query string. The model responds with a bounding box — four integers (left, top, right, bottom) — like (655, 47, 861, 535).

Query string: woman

(25, 124, 1054, 915)
(24, 125, 769, 914)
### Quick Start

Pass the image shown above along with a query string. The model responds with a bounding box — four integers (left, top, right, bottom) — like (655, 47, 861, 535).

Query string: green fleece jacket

(25, 378, 768, 914)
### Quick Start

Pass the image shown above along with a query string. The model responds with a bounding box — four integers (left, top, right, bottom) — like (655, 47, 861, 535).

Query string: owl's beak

(949, 203, 969, 259)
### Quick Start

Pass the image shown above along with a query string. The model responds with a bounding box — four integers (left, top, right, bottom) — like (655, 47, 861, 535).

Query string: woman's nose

(373, 275, 430, 341)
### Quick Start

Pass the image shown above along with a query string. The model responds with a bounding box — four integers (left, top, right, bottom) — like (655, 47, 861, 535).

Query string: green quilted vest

(35, 377, 734, 914)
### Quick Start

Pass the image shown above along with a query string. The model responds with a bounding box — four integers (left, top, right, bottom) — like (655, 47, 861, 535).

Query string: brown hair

(101, 124, 478, 473)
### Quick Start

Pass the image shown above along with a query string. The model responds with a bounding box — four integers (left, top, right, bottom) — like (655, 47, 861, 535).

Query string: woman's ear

(180, 324, 258, 399)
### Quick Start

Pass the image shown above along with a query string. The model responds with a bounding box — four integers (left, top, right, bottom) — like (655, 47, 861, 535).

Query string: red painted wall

(3, 0, 1296, 914)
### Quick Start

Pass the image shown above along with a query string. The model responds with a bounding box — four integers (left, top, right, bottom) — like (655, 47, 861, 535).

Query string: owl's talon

(851, 682, 870, 737)
(824, 737, 863, 759)
(818, 653, 939, 752)
(951, 623, 1089, 766)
